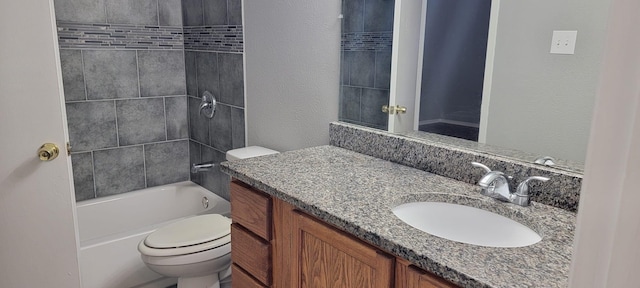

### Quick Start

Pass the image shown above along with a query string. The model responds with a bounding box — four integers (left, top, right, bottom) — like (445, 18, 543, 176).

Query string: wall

(570, 0, 640, 284)
(244, 0, 341, 152)
(484, 0, 611, 163)
(56, 0, 245, 201)
(339, 0, 394, 130)
(183, 0, 245, 200)
(55, 0, 190, 201)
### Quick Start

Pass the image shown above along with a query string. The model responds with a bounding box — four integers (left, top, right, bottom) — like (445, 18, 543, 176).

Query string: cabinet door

(291, 211, 394, 288)
(395, 258, 458, 288)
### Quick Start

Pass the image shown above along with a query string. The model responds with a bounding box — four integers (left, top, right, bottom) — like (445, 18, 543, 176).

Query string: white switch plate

(550, 30, 578, 54)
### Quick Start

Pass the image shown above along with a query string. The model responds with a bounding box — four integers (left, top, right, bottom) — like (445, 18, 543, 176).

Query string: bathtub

(76, 181, 230, 288)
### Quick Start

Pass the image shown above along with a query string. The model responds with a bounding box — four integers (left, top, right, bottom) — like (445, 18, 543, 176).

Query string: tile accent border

(341, 31, 393, 52)
(57, 22, 184, 50)
(329, 122, 583, 212)
(183, 25, 244, 52)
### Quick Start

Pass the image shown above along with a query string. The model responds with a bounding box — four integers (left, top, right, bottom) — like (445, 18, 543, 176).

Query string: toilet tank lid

(226, 146, 279, 161)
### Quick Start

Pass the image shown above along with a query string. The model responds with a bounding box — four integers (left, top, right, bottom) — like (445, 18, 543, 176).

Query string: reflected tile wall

(340, 0, 394, 130)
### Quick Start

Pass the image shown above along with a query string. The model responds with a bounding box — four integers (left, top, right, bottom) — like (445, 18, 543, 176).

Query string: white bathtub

(76, 181, 230, 288)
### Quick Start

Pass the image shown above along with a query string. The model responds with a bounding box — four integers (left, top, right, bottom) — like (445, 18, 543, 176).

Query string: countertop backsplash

(329, 122, 582, 212)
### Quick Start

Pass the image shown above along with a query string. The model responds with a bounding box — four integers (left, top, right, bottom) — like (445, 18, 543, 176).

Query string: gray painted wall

(244, 0, 341, 152)
(485, 0, 611, 163)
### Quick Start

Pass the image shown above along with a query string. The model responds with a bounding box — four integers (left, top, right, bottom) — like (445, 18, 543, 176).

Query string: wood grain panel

(272, 198, 295, 288)
(230, 180, 272, 240)
(396, 258, 458, 288)
(231, 223, 272, 285)
(232, 264, 267, 288)
(292, 211, 394, 288)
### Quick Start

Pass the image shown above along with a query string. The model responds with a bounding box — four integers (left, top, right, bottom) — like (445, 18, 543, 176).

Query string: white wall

(243, 0, 341, 152)
(570, 0, 640, 285)
(484, 0, 611, 163)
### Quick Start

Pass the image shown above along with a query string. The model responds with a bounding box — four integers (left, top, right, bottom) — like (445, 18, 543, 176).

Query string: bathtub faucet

(191, 162, 215, 173)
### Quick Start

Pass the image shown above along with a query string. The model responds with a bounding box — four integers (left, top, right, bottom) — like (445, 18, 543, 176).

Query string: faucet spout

(477, 171, 511, 201)
(191, 162, 215, 173)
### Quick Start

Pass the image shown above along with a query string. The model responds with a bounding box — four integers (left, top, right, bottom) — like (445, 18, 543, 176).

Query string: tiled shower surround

(55, 0, 244, 201)
(339, 0, 394, 130)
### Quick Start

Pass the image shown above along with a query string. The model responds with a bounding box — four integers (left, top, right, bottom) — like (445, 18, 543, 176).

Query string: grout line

(91, 151, 97, 199)
(80, 50, 88, 101)
(72, 138, 190, 154)
(200, 0, 206, 25)
(156, 0, 160, 26)
(65, 94, 188, 103)
(135, 50, 142, 98)
(163, 97, 168, 141)
(226, 0, 230, 24)
(358, 86, 363, 122)
(142, 145, 148, 188)
(113, 100, 120, 146)
(373, 51, 378, 88)
(340, 84, 390, 91)
(103, 0, 108, 24)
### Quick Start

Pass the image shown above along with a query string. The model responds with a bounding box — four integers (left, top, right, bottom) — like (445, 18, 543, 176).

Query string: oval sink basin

(392, 202, 541, 247)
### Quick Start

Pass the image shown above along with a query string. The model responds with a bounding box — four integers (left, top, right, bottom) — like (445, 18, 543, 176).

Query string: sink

(392, 201, 541, 248)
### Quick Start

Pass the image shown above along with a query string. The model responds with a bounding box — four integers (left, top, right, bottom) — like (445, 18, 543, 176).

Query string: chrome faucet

(191, 162, 215, 173)
(471, 162, 549, 206)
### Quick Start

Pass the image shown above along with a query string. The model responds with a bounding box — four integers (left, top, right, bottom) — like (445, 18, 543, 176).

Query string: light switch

(550, 30, 577, 55)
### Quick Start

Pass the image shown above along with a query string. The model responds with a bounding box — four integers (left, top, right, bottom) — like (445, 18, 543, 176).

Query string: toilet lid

(144, 214, 231, 249)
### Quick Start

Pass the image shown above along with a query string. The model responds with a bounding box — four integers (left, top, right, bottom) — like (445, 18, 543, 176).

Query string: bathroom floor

(419, 122, 479, 141)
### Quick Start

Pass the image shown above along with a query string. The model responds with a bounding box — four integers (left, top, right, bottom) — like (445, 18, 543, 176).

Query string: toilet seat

(138, 214, 231, 257)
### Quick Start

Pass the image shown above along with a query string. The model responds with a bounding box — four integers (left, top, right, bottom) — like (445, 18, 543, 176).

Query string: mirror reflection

(418, 0, 491, 141)
(339, 0, 395, 131)
(339, 0, 609, 169)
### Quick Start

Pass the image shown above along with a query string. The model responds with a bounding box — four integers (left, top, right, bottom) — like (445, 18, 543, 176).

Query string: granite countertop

(220, 145, 576, 288)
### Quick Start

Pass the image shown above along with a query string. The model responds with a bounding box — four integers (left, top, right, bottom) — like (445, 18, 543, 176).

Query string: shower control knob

(38, 143, 60, 161)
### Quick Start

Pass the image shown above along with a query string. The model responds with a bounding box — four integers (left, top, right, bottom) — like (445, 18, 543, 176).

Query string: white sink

(392, 201, 541, 248)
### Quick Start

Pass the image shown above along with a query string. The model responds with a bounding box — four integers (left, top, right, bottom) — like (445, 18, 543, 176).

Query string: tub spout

(191, 162, 215, 173)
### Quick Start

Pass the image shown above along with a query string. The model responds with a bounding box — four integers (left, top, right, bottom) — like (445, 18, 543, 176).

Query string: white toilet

(138, 146, 279, 288)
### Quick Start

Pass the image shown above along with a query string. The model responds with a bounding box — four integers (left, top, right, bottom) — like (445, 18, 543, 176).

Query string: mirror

(339, 0, 611, 171)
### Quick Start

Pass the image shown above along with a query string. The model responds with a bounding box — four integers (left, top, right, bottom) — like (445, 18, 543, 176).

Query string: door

(389, 0, 424, 133)
(291, 211, 394, 287)
(0, 0, 81, 287)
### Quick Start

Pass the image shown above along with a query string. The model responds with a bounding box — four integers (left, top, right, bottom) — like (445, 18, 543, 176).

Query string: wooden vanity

(229, 180, 457, 288)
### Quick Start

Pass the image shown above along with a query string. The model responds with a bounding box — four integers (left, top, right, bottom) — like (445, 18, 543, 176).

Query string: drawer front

(230, 181, 272, 240)
(231, 223, 272, 285)
(232, 264, 267, 288)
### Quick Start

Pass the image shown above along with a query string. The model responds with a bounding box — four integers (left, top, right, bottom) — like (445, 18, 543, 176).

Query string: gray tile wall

(56, 0, 245, 201)
(62, 49, 190, 201)
(55, 0, 191, 201)
(183, 0, 245, 201)
(339, 0, 394, 130)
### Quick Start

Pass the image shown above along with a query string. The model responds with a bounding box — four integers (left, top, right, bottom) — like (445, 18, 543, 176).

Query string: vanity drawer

(230, 180, 272, 240)
(231, 223, 272, 285)
(232, 264, 267, 288)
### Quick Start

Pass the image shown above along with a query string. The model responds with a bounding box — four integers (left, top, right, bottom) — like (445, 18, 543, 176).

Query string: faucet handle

(471, 162, 492, 173)
(515, 176, 550, 196)
(534, 156, 556, 166)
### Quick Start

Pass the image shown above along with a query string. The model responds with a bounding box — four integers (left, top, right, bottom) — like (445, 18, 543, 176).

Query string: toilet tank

(226, 146, 279, 161)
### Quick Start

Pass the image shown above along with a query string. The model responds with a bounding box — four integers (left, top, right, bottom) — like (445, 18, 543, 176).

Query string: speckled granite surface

(330, 122, 583, 212)
(220, 146, 576, 288)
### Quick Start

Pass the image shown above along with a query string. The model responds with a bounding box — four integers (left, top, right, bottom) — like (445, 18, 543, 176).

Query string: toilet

(138, 146, 279, 288)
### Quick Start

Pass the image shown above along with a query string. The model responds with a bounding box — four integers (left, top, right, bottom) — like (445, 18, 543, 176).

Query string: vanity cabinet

(230, 180, 458, 288)
(230, 181, 272, 287)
